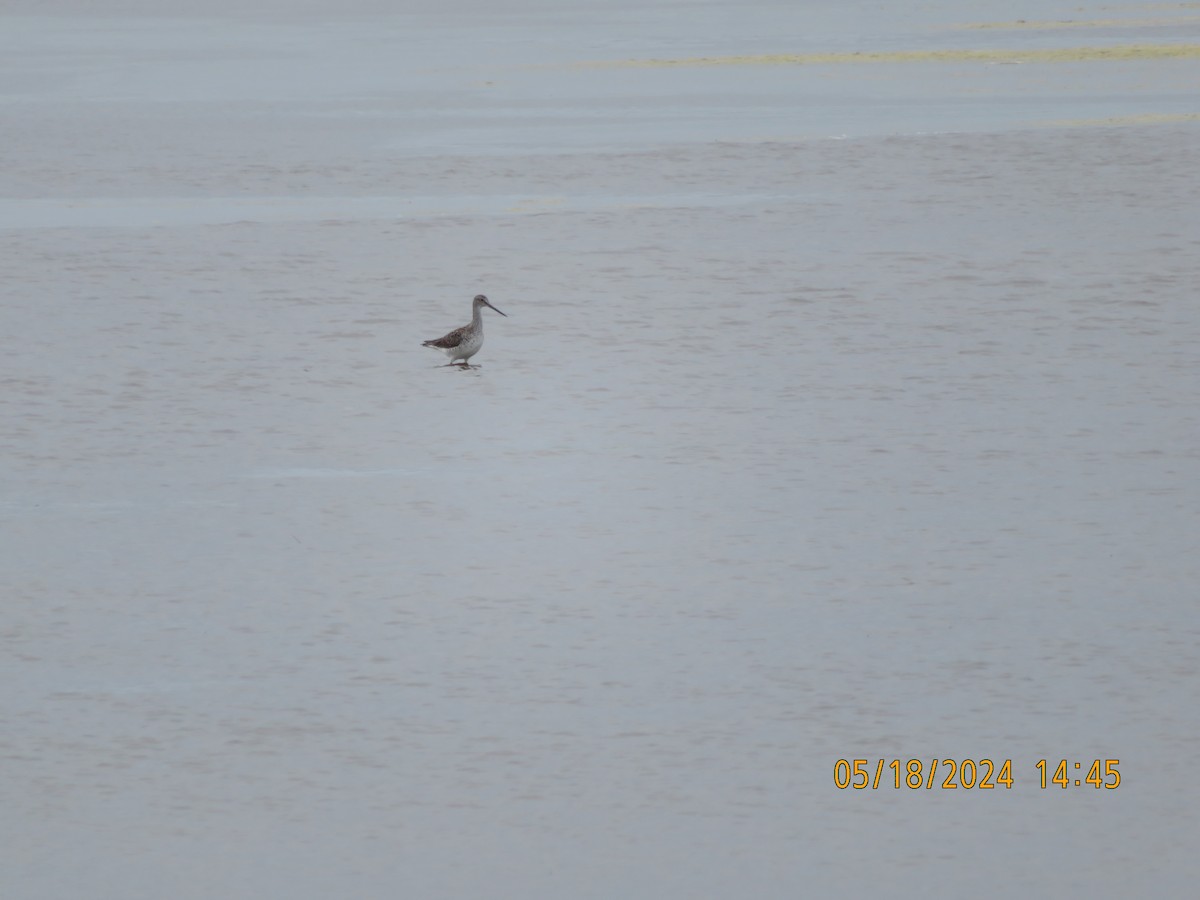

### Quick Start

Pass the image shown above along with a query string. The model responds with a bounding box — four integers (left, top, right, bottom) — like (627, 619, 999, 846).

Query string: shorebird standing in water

(422, 294, 507, 368)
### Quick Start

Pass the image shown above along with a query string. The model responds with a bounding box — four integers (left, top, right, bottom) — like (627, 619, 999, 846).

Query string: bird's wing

(423, 325, 467, 348)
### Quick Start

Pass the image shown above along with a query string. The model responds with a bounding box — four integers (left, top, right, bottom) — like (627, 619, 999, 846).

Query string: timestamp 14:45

(832, 758, 1122, 790)
(1037, 759, 1121, 789)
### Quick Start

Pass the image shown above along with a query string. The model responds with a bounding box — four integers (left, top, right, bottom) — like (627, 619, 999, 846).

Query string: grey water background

(2, 1, 1198, 897)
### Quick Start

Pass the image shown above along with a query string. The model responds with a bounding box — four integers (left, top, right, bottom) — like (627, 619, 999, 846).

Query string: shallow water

(2, 2, 1199, 898)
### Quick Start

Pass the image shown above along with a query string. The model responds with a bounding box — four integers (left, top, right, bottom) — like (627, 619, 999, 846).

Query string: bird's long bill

(484, 298, 507, 316)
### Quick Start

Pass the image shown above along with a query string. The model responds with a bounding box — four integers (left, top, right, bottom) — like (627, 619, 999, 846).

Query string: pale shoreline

(578, 42, 1200, 67)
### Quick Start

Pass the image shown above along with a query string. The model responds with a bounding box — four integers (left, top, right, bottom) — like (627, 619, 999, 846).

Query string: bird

(422, 294, 508, 368)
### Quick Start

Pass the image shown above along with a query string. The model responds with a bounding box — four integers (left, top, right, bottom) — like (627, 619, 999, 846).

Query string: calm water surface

(2, 1, 1198, 897)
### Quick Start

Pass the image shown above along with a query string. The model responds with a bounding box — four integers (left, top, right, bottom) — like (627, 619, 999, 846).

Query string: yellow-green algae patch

(1038, 111, 1200, 127)
(584, 44, 1200, 68)
(954, 17, 1200, 30)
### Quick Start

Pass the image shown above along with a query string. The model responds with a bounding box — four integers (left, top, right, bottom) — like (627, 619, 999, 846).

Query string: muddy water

(3, 2, 1198, 898)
